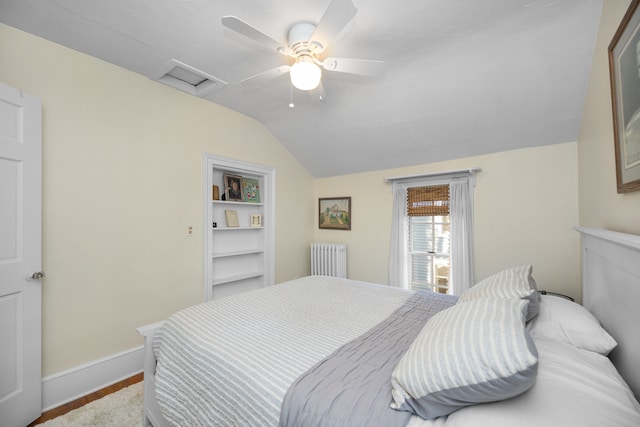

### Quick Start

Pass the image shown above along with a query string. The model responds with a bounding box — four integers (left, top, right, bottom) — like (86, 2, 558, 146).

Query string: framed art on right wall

(609, 0, 640, 193)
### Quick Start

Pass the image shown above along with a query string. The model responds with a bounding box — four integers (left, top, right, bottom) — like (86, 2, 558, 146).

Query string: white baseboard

(41, 345, 144, 412)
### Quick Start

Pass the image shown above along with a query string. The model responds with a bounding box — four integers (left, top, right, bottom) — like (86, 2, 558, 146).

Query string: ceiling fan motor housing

(288, 22, 323, 55)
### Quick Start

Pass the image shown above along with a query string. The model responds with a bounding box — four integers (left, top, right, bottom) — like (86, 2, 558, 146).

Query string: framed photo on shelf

(242, 177, 261, 203)
(318, 197, 351, 230)
(609, 0, 640, 193)
(250, 214, 262, 227)
(223, 173, 244, 201)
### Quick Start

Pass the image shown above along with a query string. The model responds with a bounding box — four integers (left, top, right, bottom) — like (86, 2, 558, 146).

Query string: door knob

(28, 271, 45, 281)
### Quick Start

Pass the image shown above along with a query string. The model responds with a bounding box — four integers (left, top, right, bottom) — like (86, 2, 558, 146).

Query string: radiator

(311, 243, 347, 278)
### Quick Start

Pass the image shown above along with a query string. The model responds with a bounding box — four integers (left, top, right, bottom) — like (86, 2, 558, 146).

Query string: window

(388, 169, 478, 295)
(409, 215, 450, 293)
(408, 185, 451, 293)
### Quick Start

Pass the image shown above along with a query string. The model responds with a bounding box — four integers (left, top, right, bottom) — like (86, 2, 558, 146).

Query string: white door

(0, 82, 43, 426)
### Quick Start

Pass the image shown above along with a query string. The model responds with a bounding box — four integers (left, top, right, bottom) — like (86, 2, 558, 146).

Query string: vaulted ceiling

(0, 0, 603, 177)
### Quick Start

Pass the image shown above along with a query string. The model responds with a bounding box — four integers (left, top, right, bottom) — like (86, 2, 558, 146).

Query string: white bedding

(152, 276, 640, 427)
(152, 276, 412, 426)
(411, 337, 640, 427)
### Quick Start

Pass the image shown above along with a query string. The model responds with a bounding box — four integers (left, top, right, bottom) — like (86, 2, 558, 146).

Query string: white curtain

(388, 184, 409, 288)
(449, 177, 475, 295)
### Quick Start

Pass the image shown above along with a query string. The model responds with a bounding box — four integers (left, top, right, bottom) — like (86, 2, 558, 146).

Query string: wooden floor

(27, 373, 143, 426)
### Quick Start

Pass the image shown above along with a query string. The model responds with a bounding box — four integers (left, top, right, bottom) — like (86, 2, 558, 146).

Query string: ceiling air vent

(151, 59, 227, 97)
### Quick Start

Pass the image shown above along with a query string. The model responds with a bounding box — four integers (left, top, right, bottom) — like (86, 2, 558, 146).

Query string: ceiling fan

(221, 0, 386, 95)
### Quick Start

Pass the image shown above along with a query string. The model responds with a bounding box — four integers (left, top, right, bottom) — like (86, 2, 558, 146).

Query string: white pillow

(436, 337, 640, 427)
(391, 297, 538, 420)
(526, 295, 617, 355)
(458, 265, 540, 321)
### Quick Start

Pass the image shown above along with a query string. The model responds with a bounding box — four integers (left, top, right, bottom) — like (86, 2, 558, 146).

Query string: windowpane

(433, 215, 450, 224)
(434, 255, 450, 293)
(410, 253, 430, 285)
(434, 224, 450, 254)
(410, 217, 432, 252)
(409, 214, 450, 293)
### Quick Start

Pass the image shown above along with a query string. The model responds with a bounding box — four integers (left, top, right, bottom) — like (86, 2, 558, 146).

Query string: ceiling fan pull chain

(289, 82, 295, 108)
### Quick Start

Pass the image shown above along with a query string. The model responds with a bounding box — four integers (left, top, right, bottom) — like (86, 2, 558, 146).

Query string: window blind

(407, 185, 449, 216)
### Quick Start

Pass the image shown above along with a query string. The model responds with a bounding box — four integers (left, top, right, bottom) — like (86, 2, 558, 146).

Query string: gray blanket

(279, 291, 457, 427)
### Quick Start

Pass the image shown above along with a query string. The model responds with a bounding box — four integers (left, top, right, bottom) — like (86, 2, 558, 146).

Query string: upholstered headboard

(575, 227, 640, 399)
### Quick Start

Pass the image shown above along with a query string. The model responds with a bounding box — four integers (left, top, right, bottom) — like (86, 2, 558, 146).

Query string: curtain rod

(384, 167, 481, 183)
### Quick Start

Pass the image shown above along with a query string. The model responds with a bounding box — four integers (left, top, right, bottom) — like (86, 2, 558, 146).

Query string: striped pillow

(458, 265, 540, 321)
(390, 297, 538, 420)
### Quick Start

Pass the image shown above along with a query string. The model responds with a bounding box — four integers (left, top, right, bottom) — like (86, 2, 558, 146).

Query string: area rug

(39, 381, 144, 426)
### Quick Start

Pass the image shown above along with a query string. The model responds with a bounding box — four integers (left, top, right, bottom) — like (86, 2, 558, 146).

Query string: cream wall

(315, 142, 580, 298)
(0, 24, 314, 376)
(578, 0, 640, 234)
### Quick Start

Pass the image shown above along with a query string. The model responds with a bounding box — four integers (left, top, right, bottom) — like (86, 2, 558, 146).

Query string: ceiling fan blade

(222, 16, 290, 55)
(322, 58, 386, 76)
(311, 0, 357, 49)
(240, 65, 291, 87)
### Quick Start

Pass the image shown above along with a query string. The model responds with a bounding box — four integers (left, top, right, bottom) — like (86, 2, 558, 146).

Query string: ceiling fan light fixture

(290, 56, 321, 91)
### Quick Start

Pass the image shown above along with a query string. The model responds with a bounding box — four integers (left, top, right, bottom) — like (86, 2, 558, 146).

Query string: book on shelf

(242, 177, 260, 203)
(225, 210, 239, 227)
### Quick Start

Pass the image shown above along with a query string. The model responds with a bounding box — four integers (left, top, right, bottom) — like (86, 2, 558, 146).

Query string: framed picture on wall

(223, 173, 244, 201)
(319, 197, 351, 230)
(609, 0, 640, 193)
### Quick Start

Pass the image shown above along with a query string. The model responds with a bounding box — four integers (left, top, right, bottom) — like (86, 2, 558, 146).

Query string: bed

(138, 227, 640, 426)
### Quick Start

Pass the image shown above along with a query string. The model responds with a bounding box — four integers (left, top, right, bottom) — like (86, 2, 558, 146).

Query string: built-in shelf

(212, 249, 263, 259)
(212, 226, 264, 231)
(212, 271, 264, 286)
(213, 200, 264, 207)
(204, 154, 275, 301)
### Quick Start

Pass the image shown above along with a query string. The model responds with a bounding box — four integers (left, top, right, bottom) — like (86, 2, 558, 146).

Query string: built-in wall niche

(203, 154, 275, 301)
